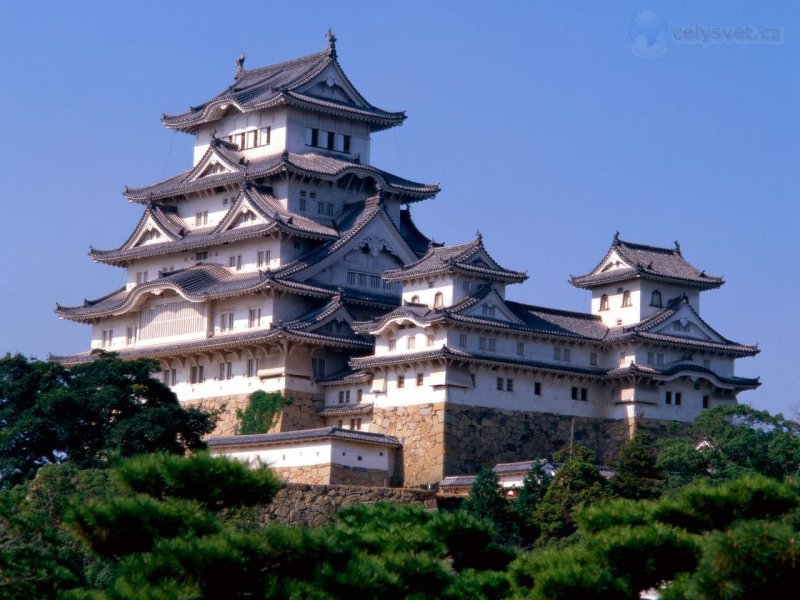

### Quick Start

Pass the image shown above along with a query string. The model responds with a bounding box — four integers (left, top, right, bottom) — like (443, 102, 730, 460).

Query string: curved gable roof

(124, 147, 438, 204)
(571, 234, 724, 290)
(162, 40, 405, 133)
(383, 235, 527, 283)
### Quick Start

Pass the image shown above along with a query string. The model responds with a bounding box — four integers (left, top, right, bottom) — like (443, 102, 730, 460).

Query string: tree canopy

(0, 353, 216, 487)
(657, 404, 800, 487)
(509, 476, 800, 599)
(533, 447, 612, 541)
(611, 430, 665, 500)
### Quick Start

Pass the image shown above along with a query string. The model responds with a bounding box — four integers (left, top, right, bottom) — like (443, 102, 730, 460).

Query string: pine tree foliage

(533, 447, 612, 541)
(463, 466, 508, 523)
(510, 476, 800, 599)
(611, 430, 665, 500)
(510, 460, 552, 544)
(63, 457, 514, 599)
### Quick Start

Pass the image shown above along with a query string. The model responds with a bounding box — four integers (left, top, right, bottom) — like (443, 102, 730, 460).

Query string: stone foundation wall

(330, 464, 391, 487)
(271, 464, 392, 487)
(442, 405, 686, 476)
(373, 403, 446, 487)
(276, 392, 325, 432)
(260, 483, 438, 527)
(183, 391, 324, 436)
(443, 405, 626, 477)
(184, 394, 250, 436)
(272, 464, 332, 485)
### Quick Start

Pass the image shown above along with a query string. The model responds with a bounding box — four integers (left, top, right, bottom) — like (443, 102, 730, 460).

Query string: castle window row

(195, 249, 274, 269)
(571, 386, 588, 401)
(336, 389, 365, 404)
(227, 127, 271, 150)
(554, 347, 571, 362)
(298, 190, 316, 212)
(599, 289, 639, 311)
(335, 418, 362, 431)
(305, 128, 351, 154)
(496, 377, 514, 392)
(347, 270, 391, 290)
(665, 391, 682, 405)
(163, 357, 262, 387)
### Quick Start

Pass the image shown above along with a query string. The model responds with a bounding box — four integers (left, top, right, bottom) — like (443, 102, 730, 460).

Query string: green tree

(657, 405, 800, 487)
(533, 446, 612, 542)
(509, 460, 552, 545)
(0, 464, 117, 599)
(510, 476, 800, 600)
(463, 466, 507, 523)
(611, 430, 665, 500)
(462, 466, 517, 543)
(0, 485, 83, 598)
(64, 454, 514, 599)
(235, 390, 291, 435)
(0, 353, 216, 487)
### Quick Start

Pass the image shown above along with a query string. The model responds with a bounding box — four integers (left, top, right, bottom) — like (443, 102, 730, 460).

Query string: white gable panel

(298, 64, 368, 108)
(652, 306, 727, 343)
(598, 251, 631, 273)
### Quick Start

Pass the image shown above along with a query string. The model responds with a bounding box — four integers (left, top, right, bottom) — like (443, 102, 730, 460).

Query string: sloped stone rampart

(260, 483, 438, 527)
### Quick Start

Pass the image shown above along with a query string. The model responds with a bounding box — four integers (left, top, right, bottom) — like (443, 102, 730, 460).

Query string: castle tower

(53, 39, 759, 488)
(55, 36, 439, 435)
(570, 234, 759, 429)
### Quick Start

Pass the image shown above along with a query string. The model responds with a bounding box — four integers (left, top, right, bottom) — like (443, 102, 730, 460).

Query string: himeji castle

(55, 35, 759, 487)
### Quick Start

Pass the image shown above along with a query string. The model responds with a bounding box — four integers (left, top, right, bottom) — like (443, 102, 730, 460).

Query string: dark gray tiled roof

(55, 264, 340, 322)
(439, 460, 555, 488)
(438, 476, 475, 488)
(354, 284, 607, 342)
(398, 208, 433, 257)
(383, 236, 527, 283)
(316, 369, 372, 386)
(506, 302, 609, 340)
(162, 43, 405, 132)
(206, 427, 401, 448)
(607, 362, 760, 389)
(605, 296, 758, 356)
(91, 186, 338, 265)
(125, 146, 438, 203)
(317, 403, 373, 417)
(52, 325, 370, 366)
(272, 195, 420, 282)
(571, 235, 724, 290)
(349, 345, 606, 377)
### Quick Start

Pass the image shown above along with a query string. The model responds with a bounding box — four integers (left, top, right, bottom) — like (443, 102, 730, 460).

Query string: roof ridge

(236, 48, 331, 82)
(505, 300, 603, 322)
(616, 238, 677, 255)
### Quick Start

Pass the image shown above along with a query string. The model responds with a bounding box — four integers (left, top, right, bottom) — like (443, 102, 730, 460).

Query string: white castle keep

(56, 36, 758, 487)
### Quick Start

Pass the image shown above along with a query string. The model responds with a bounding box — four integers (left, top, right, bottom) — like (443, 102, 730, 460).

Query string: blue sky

(1, 1, 797, 416)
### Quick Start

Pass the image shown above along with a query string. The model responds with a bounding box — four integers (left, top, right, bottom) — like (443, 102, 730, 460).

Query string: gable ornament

(359, 235, 395, 257)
